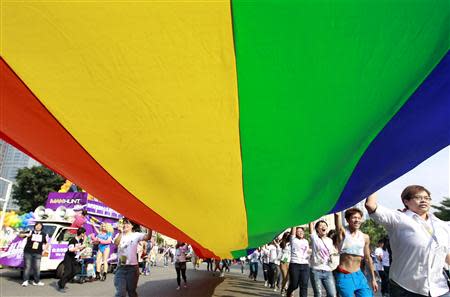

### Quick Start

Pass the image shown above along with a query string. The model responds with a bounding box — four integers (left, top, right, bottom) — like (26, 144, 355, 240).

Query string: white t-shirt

(290, 236, 309, 264)
(249, 250, 260, 263)
(261, 247, 270, 264)
(268, 244, 281, 264)
(374, 247, 384, 271)
(310, 233, 334, 271)
(175, 245, 189, 262)
(280, 243, 291, 263)
(382, 248, 390, 267)
(115, 232, 146, 265)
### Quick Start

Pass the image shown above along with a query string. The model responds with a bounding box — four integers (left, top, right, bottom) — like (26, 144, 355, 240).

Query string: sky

(376, 145, 450, 212)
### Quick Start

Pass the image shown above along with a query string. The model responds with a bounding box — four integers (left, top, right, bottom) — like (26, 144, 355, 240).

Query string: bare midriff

(339, 253, 363, 273)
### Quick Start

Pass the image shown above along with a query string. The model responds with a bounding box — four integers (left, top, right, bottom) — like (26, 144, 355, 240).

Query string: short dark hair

(344, 208, 363, 221)
(401, 185, 430, 207)
(34, 222, 43, 230)
(314, 220, 328, 232)
(77, 227, 86, 236)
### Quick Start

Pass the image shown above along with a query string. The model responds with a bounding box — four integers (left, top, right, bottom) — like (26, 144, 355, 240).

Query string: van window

(24, 224, 57, 238)
(56, 228, 76, 242)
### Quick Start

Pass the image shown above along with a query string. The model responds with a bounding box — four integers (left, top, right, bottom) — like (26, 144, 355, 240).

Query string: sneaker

(176, 286, 180, 290)
(33, 281, 44, 286)
(22, 281, 29, 287)
(273, 287, 278, 292)
(264, 281, 268, 287)
(183, 284, 187, 288)
(220, 272, 224, 277)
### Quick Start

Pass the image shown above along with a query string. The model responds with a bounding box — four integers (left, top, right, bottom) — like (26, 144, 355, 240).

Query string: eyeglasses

(412, 195, 432, 202)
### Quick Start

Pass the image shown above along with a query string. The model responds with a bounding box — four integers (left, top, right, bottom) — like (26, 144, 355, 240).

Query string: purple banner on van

(49, 244, 68, 260)
(46, 192, 88, 210)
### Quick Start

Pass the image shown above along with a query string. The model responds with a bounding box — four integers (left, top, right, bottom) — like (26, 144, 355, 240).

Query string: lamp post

(0, 177, 13, 231)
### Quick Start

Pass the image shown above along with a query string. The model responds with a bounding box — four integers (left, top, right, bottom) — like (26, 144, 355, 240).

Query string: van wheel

(56, 262, 65, 279)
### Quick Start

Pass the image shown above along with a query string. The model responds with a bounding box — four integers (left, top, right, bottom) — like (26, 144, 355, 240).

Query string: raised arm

(114, 224, 123, 246)
(365, 193, 378, 214)
(290, 227, 296, 237)
(364, 234, 378, 293)
(143, 228, 153, 241)
(308, 222, 314, 235)
(334, 212, 344, 246)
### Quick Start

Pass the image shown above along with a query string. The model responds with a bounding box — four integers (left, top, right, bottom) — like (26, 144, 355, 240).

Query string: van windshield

(24, 225, 57, 238)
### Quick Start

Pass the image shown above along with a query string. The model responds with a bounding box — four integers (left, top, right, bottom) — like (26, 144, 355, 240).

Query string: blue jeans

(114, 265, 140, 297)
(310, 268, 337, 297)
(250, 262, 258, 280)
(335, 270, 372, 297)
(390, 280, 450, 297)
(23, 252, 42, 283)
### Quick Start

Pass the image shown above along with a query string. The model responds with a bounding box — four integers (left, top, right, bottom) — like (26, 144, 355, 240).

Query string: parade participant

(239, 256, 246, 274)
(113, 218, 152, 297)
(214, 258, 224, 277)
(137, 239, 147, 274)
(58, 227, 86, 291)
(286, 226, 310, 297)
(261, 245, 270, 287)
(268, 239, 281, 291)
(334, 209, 378, 297)
(308, 220, 337, 297)
(20, 222, 48, 287)
(374, 239, 388, 296)
(92, 223, 112, 281)
(69, 207, 87, 234)
(249, 248, 260, 281)
(162, 245, 170, 267)
(174, 241, 189, 290)
(366, 187, 450, 297)
(279, 232, 291, 296)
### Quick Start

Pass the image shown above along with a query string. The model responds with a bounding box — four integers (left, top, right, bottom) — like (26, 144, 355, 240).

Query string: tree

(12, 166, 65, 213)
(432, 197, 450, 221)
(360, 218, 387, 247)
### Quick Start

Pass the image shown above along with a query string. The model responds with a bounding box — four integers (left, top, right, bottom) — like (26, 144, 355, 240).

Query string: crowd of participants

(17, 184, 450, 297)
(239, 185, 450, 297)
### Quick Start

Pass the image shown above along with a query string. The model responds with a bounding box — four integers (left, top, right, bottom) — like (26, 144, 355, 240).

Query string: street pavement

(0, 262, 380, 297)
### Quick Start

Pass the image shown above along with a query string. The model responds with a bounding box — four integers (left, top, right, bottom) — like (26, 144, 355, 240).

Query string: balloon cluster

(0, 211, 35, 229)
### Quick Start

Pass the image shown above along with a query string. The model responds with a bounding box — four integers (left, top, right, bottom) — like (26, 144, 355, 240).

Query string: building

(0, 140, 40, 210)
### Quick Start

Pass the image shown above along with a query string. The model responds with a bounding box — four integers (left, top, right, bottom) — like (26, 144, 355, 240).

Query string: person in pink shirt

(69, 208, 87, 234)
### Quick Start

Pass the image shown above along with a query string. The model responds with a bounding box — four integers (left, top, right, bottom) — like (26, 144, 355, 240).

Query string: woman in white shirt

(174, 242, 189, 290)
(308, 220, 337, 297)
(366, 186, 450, 297)
(279, 232, 291, 296)
(286, 226, 310, 297)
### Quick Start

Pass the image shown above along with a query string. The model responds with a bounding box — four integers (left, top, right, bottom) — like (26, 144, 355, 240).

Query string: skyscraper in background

(0, 139, 40, 210)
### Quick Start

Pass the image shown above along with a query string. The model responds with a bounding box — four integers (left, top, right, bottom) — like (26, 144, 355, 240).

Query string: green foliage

(432, 197, 450, 221)
(360, 218, 387, 247)
(12, 166, 65, 212)
(156, 233, 164, 245)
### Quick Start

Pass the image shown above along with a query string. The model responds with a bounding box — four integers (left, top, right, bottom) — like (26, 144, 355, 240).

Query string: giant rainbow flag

(0, 0, 449, 258)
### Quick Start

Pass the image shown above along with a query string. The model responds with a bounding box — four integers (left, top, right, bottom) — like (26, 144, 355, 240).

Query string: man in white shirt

(113, 218, 152, 297)
(248, 248, 260, 281)
(366, 185, 450, 297)
(374, 240, 387, 296)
